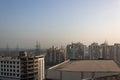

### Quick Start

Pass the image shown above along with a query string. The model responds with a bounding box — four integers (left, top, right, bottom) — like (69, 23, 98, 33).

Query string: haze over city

(0, 0, 120, 48)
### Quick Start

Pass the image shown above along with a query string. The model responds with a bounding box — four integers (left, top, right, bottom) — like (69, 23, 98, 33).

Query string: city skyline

(0, 0, 120, 48)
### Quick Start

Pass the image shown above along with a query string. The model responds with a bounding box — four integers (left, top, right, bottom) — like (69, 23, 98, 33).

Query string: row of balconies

(20, 58, 38, 63)
(21, 72, 38, 79)
(21, 63, 38, 66)
(21, 68, 38, 72)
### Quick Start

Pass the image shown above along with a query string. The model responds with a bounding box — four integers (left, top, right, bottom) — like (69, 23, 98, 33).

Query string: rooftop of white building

(0, 56, 18, 60)
(0, 53, 45, 60)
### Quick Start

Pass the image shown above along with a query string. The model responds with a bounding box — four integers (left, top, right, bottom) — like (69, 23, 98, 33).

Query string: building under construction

(0, 51, 45, 80)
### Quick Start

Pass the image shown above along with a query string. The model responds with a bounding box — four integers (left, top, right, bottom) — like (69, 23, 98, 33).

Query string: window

(13, 70, 15, 72)
(13, 61, 15, 64)
(17, 62, 19, 64)
(17, 70, 19, 72)
(17, 66, 19, 68)
(4, 61, 6, 64)
(1, 72, 3, 75)
(10, 73, 12, 76)
(10, 69, 12, 72)
(1, 69, 3, 71)
(4, 73, 6, 75)
(13, 73, 15, 76)
(4, 65, 6, 67)
(4, 69, 6, 71)
(10, 61, 12, 64)
(7, 65, 9, 67)
(1, 61, 3, 63)
(7, 73, 9, 76)
(7, 69, 9, 71)
(7, 61, 9, 63)
(17, 74, 19, 77)
(1, 65, 3, 67)
(10, 65, 12, 68)
(13, 65, 15, 68)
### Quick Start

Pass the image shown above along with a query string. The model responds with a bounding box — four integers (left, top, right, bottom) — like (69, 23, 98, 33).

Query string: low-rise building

(46, 60, 120, 80)
(0, 51, 45, 80)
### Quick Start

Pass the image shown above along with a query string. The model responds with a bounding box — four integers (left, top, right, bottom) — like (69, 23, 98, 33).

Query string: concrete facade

(46, 70, 119, 80)
(89, 43, 100, 60)
(46, 60, 120, 80)
(46, 46, 65, 66)
(66, 42, 86, 60)
(0, 51, 45, 80)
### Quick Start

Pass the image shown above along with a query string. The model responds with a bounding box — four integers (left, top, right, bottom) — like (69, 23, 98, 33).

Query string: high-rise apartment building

(89, 43, 100, 60)
(89, 42, 115, 60)
(45, 46, 65, 66)
(114, 44, 120, 62)
(66, 42, 86, 60)
(65, 42, 120, 62)
(107, 45, 114, 60)
(0, 51, 45, 80)
(100, 42, 108, 59)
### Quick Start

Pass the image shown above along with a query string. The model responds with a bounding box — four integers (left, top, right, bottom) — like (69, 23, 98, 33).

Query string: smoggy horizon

(0, 0, 120, 48)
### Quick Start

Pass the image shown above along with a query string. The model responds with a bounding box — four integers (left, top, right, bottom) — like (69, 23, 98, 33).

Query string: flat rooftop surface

(49, 60, 120, 72)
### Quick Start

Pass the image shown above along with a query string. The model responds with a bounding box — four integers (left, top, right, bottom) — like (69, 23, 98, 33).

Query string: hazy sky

(0, 0, 120, 48)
